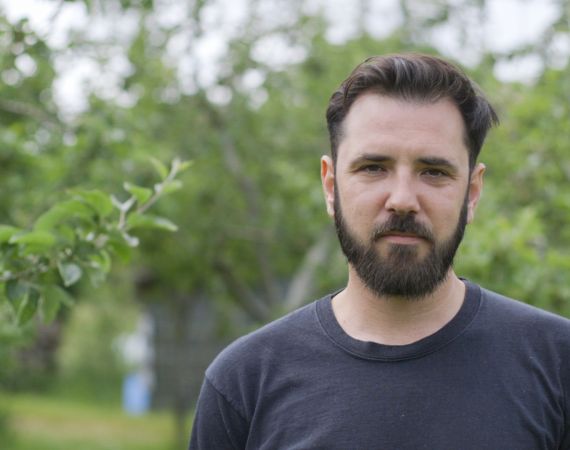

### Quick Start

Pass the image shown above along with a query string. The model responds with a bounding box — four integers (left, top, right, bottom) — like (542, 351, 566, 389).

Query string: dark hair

(326, 53, 499, 169)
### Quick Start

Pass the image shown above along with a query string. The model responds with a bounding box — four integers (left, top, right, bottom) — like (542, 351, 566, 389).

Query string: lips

(372, 225, 434, 243)
(380, 232, 423, 239)
(378, 232, 426, 244)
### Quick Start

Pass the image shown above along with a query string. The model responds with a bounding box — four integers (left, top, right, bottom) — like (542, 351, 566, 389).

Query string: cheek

(422, 191, 466, 231)
(338, 187, 382, 223)
(442, 208, 462, 233)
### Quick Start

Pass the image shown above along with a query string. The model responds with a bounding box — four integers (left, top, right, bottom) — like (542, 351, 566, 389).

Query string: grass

(1, 392, 185, 450)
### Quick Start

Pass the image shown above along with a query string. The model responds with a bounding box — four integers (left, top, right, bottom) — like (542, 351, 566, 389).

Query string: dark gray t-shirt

(189, 282, 570, 449)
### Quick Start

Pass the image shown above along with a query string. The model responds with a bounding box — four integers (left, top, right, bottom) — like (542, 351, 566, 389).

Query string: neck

(332, 268, 465, 345)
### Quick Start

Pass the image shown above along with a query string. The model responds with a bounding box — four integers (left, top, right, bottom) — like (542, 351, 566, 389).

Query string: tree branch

(200, 99, 281, 308)
(214, 258, 271, 323)
(48, 0, 66, 28)
(284, 227, 334, 311)
(0, 98, 60, 128)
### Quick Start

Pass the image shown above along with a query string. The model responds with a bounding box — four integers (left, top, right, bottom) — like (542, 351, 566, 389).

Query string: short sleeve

(559, 351, 570, 449)
(188, 377, 249, 450)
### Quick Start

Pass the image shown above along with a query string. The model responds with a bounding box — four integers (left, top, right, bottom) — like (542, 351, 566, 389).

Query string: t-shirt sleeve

(188, 377, 249, 450)
(560, 351, 570, 449)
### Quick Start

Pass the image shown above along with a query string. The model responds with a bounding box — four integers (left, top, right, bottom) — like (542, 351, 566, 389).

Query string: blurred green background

(0, 0, 569, 448)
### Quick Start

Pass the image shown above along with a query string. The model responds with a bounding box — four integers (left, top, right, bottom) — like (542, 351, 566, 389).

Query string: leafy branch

(0, 158, 191, 326)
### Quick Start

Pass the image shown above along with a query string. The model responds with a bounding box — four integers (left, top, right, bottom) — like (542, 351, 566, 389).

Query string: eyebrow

(417, 157, 459, 173)
(349, 154, 460, 173)
(349, 154, 393, 169)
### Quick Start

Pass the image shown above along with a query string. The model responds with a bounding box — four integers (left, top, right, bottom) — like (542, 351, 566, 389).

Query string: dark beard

(333, 185, 468, 300)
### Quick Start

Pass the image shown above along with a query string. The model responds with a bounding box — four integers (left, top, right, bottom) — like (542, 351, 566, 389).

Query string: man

(189, 54, 570, 449)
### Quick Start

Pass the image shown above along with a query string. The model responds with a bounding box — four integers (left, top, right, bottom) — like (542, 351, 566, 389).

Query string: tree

(1, 0, 569, 446)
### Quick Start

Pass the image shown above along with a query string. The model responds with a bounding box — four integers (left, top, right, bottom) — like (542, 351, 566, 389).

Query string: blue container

(122, 372, 151, 415)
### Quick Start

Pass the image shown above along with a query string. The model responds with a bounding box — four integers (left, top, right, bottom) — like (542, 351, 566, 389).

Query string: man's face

(321, 94, 485, 299)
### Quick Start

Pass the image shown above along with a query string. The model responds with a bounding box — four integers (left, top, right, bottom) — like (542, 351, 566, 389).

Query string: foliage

(1, 0, 567, 324)
(0, 158, 190, 326)
(457, 64, 570, 315)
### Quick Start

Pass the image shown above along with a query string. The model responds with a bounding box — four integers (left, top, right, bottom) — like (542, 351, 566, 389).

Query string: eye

(361, 164, 386, 174)
(422, 168, 449, 178)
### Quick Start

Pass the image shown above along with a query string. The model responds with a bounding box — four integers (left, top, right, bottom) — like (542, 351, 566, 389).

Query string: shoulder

(470, 284, 570, 389)
(202, 298, 326, 419)
(205, 297, 323, 384)
(477, 285, 570, 340)
(480, 286, 570, 323)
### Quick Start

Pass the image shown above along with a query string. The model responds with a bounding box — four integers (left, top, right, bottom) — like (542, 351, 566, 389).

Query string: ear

(467, 162, 485, 224)
(321, 155, 335, 218)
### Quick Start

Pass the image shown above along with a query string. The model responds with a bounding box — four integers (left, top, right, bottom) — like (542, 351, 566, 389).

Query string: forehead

(338, 94, 469, 166)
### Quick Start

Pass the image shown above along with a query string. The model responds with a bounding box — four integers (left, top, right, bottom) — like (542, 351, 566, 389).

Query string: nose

(384, 173, 420, 215)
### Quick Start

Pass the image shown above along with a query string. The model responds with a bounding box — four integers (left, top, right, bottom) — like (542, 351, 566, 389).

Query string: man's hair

(326, 53, 499, 169)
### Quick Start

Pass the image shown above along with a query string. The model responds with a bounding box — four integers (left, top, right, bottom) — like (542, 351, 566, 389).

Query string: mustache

(372, 214, 435, 243)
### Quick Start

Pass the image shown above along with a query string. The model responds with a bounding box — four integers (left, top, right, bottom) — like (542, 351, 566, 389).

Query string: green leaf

(126, 213, 178, 232)
(155, 179, 182, 195)
(107, 234, 133, 262)
(72, 189, 114, 218)
(6, 280, 28, 311)
(122, 232, 140, 247)
(57, 262, 83, 287)
(34, 200, 94, 231)
(88, 250, 112, 273)
(124, 182, 153, 205)
(42, 285, 74, 322)
(10, 230, 57, 248)
(57, 225, 76, 245)
(18, 288, 40, 325)
(0, 225, 21, 243)
(172, 158, 193, 173)
(149, 157, 168, 179)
